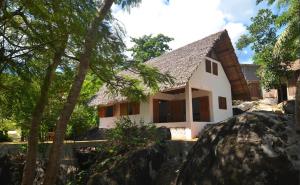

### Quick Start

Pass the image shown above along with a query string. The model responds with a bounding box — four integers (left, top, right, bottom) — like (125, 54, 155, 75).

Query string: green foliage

(129, 34, 174, 62)
(19, 144, 28, 153)
(237, 0, 299, 91)
(236, 9, 277, 53)
(236, 7, 293, 90)
(0, 0, 173, 144)
(0, 130, 12, 142)
(107, 117, 159, 153)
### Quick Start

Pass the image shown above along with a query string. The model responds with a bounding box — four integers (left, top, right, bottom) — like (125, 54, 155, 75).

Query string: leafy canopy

(236, 0, 300, 90)
(129, 34, 173, 62)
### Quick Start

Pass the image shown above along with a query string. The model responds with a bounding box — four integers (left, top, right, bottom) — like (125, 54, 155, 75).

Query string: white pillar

(185, 83, 193, 124)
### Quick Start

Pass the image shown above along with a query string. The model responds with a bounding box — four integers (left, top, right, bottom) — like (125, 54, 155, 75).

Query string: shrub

(107, 117, 159, 153)
(0, 130, 12, 142)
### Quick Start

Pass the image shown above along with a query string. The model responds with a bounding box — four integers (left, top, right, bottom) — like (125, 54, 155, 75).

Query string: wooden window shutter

(199, 96, 210, 121)
(213, 62, 218, 75)
(120, 103, 128, 115)
(153, 99, 159, 123)
(98, 107, 106, 118)
(133, 102, 140, 114)
(113, 104, 117, 116)
(205, 60, 211, 73)
(218, 96, 227, 109)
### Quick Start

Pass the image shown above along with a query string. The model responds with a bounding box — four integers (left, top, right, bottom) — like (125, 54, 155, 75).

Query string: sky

(112, 0, 267, 64)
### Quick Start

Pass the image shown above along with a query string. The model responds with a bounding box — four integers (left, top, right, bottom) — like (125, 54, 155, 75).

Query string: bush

(0, 130, 12, 142)
(107, 117, 159, 153)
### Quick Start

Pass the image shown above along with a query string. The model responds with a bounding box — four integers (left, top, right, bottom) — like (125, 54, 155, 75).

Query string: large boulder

(87, 145, 167, 185)
(282, 100, 295, 114)
(177, 112, 299, 185)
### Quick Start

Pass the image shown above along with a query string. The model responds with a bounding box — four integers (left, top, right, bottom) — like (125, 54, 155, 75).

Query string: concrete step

(170, 127, 192, 140)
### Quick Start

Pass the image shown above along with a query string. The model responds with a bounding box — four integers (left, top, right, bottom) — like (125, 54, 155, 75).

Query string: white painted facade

(98, 57, 233, 139)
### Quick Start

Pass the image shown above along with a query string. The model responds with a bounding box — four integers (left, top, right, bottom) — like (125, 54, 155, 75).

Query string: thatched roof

(89, 30, 250, 106)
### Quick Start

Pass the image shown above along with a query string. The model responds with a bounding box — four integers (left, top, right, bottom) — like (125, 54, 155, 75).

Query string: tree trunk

(295, 74, 300, 126)
(0, 0, 4, 10)
(21, 41, 67, 185)
(43, 1, 114, 184)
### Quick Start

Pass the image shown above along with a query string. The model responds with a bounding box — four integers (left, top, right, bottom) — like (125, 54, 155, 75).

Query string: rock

(232, 101, 256, 112)
(154, 160, 180, 185)
(177, 112, 299, 185)
(87, 144, 167, 185)
(0, 153, 76, 185)
(232, 107, 244, 115)
(280, 100, 295, 114)
(0, 154, 24, 185)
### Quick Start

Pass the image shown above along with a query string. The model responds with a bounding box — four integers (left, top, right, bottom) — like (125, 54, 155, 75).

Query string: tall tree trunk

(21, 41, 67, 185)
(0, 0, 4, 10)
(43, 1, 114, 184)
(295, 74, 300, 126)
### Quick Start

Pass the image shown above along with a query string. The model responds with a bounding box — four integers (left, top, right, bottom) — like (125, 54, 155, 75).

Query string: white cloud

(113, 0, 253, 51)
(223, 22, 246, 45)
(219, 0, 257, 23)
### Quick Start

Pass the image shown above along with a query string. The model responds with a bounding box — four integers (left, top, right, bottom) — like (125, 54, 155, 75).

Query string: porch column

(185, 83, 193, 124)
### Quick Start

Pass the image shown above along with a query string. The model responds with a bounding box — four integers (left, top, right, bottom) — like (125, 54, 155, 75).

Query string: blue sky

(113, 0, 269, 64)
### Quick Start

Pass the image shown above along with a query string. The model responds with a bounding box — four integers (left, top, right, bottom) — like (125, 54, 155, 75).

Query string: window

(120, 102, 140, 116)
(192, 97, 210, 122)
(213, 62, 218, 75)
(153, 99, 185, 123)
(192, 98, 201, 121)
(158, 100, 168, 123)
(98, 106, 114, 117)
(218, 96, 227, 110)
(205, 60, 211, 73)
(206, 59, 219, 76)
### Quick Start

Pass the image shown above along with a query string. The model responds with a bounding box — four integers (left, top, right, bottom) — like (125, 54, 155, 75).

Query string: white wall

(189, 57, 233, 123)
(99, 117, 116, 128)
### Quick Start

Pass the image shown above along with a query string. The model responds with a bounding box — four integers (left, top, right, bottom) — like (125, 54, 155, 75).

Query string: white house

(89, 30, 249, 140)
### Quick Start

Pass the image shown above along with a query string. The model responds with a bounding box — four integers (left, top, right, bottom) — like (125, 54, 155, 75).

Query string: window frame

(98, 105, 114, 118)
(218, 96, 227, 110)
(212, 62, 218, 75)
(120, 102, 140, 116)
(205, 60, 212, 73)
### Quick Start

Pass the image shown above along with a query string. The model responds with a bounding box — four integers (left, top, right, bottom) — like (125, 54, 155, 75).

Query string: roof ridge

(145, 30, 226, 64)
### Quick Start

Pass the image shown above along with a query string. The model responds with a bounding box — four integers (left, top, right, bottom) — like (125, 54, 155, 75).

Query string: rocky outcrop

(84, 140, 194, 185)
(87, 144, 167, 185)
(278, 100, 295, 114)
(232, 101, 258, 115)
(0, 154, 24, 185)
(177, 112, 299, 185)
(0, 153, 76, 185)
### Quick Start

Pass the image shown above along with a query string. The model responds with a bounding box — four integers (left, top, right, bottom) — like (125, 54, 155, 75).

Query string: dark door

(199, 96, 210, 122)
(193, 96, 210, 122)
(159, 100, 168, 123)
(278, 84, 288, 103)
(192, 98, 201, 121)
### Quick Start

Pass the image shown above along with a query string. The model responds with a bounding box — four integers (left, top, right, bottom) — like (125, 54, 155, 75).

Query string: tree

(237, 0, 300, 124)
(43, 0, 172, 184)
(1, 1, 102, 184)
(236, 9, 288, 93)
(1, 1, 173, 184)
(129, 34, 173, 62)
